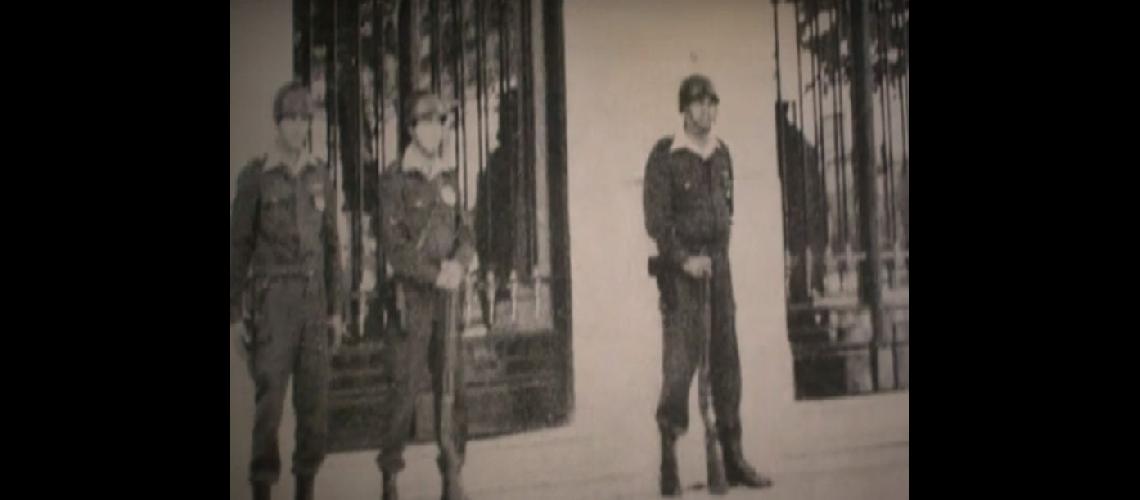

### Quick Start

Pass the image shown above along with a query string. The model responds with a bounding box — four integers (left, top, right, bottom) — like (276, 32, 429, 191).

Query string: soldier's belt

(682, 240, 727, 255)
(252, 265, 316, 281)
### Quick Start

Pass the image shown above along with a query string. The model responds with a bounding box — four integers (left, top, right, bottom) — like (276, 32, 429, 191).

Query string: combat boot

(252, 481, 271, 500)
(660, 429, 681, 497)
(437, 455, 467, 500)
(720, 427, 773, 489)
(381, 470, 398, 500)
(295, 474, 315, 500)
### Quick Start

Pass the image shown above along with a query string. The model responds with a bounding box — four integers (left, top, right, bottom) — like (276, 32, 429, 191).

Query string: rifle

(439, 287, 465, 500)
(698, 274, 729, 495)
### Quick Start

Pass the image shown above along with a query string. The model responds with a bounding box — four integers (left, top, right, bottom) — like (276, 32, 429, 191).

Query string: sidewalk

(311, 419, 908, 500)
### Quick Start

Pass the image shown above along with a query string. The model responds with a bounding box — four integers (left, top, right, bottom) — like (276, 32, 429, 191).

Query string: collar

(670, 128, 722, 161)
(264, 142, 317, 176)
(401, 144, 452, 179)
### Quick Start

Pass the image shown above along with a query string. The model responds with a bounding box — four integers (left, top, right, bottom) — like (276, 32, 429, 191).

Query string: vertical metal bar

(828, 0, 841, 253)
(899, 1, 908, 248)
(499, 0, 507, 100)
(849, 0, 884, 392)
(372, 0, 381, 169)
(295, 0, 311, 84)
(886, 1, 898, 248)
(542, 0, 574, 411)
(522, 0, 537, 273)
(827, 3, 841, 259)
(529, 0, 550, 278)
(431, 0, 442, 92)
(894, 2, 907, 152)
(487, 0, 502, 280)
(373, 0, 389, 330)
(504, 0, 522, 277)
(324, 0, 343, 320)
(352, 0, 365, 337)
(293, 0, 306, 84)
(308, 0, 317, 152)
(378, 2, 388, 170)
(398, 0, 422, 153)
(836, 0, 849, 248)
(451, 0, 462, 194)
(456, 0, 469, 209)
(331, 0, 340, 194)
(876, 0, 896, 248)
(328, 0, 345, 327)
(900, 3, 909, 249)
(892, 1, 907, 242)
(489, 0, 499, 274)
(475, 0, 484, 181)
(901, 2, 908, 145)
(873, 0, 891, 249)
(477, 0, 490, 260)
(809, 1, 828, 254)
(876, 0, 896, 390)
(512, 0, 529, 276)
(794, 0, 812, 297)
(773, 1, 789, 253)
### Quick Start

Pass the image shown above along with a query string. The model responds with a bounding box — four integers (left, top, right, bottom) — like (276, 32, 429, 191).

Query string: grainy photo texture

(230, 0, 909, 498)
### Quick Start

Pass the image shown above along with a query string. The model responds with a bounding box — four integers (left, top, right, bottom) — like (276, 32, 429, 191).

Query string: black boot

(295, 475, 315, 500)
(382, 470, 398, 500)
(720, 428, 773, 489)
(660, 430, 681, 497)
(252, 481, 271, 500)
(437, 455, 467, 500)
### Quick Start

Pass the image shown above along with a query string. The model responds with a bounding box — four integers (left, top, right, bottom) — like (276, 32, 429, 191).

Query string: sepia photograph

(230, 0, 909, 498)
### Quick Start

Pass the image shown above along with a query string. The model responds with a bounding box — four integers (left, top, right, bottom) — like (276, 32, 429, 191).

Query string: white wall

(230, 0, 293, 202)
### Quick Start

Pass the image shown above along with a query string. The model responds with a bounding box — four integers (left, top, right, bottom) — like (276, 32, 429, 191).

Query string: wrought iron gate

(291, 0, 572, 451)
(772, 0, 908, 399)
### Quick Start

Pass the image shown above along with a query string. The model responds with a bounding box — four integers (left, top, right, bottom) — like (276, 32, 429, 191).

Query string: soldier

(643, 74, 774, 496)
(375, 91, 475, 500)
(230, 81, 346, 500)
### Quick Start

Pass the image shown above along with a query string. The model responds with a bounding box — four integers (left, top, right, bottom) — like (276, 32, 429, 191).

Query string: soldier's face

(278, 116, 309, 151)
(684, 97, 718, 133)
(412, 114, 450, 156)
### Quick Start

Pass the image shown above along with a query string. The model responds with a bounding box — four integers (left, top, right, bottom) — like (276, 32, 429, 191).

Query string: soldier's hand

(328, 314, 345, 352)
(682, 256, 713, 279)
(232, 321, 252, 365)
(436, 260, 464, 291)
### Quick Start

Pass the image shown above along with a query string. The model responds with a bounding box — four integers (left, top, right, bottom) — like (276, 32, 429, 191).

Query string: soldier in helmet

(643, 74, 774, 496)
(375, 91, 475, 500)
(231, 81, 346, 500)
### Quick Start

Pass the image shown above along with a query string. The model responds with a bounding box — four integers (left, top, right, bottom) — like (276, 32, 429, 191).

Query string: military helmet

(678, 73, 720, 112)
(273, 81, 313, 123)
(406, 91, 455, 125)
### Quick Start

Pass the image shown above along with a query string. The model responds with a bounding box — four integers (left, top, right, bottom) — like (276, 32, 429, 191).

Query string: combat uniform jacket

(230, 148, 345, 324)
(643, 131, 735, 266)
(378, 148, 476, 290)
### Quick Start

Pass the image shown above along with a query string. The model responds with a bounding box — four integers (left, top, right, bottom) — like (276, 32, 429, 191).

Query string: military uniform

(643, 131, 741, 439)
(375, 145, 476, 481)
(645, 75, 771, 496)
(230, 146, 344, 487)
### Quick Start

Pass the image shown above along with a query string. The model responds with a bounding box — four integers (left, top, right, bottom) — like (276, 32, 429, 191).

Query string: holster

(648, 255, 677, 310)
